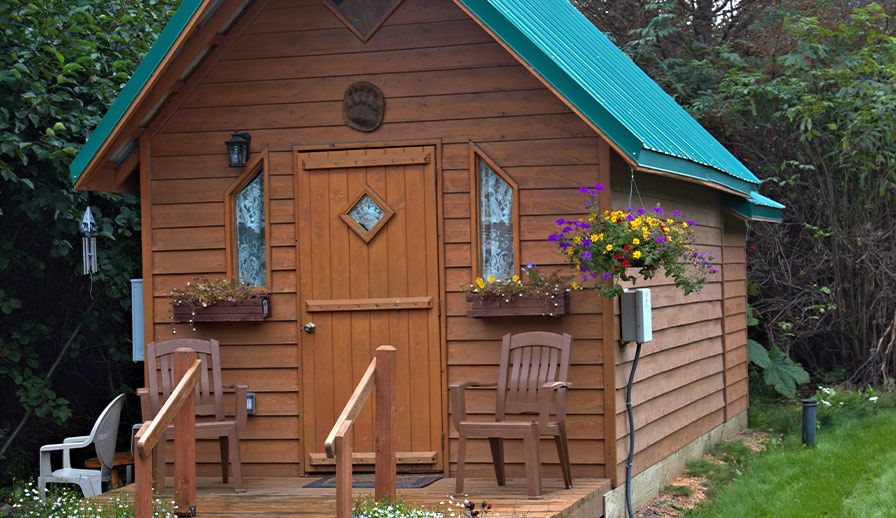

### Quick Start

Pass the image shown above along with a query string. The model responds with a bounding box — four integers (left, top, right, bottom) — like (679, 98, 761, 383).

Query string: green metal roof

(458, 0, 782, 220)
(69, 0, 207, 183)
(722, 192, 785, 223)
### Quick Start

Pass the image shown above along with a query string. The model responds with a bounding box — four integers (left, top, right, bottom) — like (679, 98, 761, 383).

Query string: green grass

(687, 409, 896, 517)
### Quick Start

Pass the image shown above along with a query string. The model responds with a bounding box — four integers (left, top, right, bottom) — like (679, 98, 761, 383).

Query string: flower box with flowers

(462, 265, 577, 317)
(169, 277, 270, 323)
(551, 184, 716, 299)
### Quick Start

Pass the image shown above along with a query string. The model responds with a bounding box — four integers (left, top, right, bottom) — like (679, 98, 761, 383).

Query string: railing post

(134, 422, 153, 518)
(374, 345, 397, 501)
(335, 420, 353, 518)
(173, 348, 197, 517)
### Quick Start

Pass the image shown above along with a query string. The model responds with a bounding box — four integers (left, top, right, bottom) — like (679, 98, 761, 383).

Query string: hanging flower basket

(169, 277, 270, 323)
(465, 291, 569, 317)
(551, 184, 716, 298)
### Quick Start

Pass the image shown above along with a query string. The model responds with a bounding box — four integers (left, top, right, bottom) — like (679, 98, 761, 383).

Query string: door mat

(304, 473, 442, 489)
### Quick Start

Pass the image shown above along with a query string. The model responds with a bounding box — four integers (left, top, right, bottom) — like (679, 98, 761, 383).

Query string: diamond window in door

(340, 187, 395, 243)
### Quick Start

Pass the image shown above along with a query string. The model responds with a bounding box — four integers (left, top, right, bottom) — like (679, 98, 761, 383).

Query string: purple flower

(526, 262, 536, 269)
(559, 242, 570, 249)
(603, 273, 613, 280)
(652, 207, 664, 214)
(563, 226, 573, 233)
(636, 208, 647, 215)
(556, 218, 567, 225)
(548, 234, 561, 242)
(656, 236, 668, 243)
(579, 187, 590, 194)
(671, 210, 682, 217)
(582, 274, 591, 280)
(593, 183, 605, 191)
(686, 220, 695, 226)
(625, 213, 636, 221)
(582, 251, 592, 260)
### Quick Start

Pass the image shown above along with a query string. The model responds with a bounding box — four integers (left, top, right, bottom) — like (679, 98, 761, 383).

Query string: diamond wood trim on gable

(320, 0, 404, 43)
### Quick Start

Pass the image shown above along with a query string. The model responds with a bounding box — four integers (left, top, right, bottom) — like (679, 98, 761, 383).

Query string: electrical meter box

(620, 288, 652, 343)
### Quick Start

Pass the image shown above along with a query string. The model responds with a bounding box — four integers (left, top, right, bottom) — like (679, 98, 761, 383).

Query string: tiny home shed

(71, 0, 783, 505)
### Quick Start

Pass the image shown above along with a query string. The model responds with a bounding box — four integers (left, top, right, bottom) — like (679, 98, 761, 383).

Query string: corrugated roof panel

(461, 0, 760, 188)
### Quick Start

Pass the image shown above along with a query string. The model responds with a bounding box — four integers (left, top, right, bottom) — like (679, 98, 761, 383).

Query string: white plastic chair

(38, 394, 125, 498)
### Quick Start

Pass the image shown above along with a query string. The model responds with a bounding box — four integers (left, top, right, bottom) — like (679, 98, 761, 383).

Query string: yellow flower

(487, 275, 495, 283)
(606, 244, 613, 251)
(633, 238, 640, 245)
(574, 236, 582, 244)
(572, 282, 581, 290)
(512, 275, 520, 283)
(590, 234, 599, 242)
(633, 251, 642, 259)
(476, 277, 485, 289)
(566, 247, 574, 256)
(682, 222, 689, 228)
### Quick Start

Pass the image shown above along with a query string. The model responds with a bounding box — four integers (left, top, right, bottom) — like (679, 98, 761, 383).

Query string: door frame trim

(292, 139, 447, 476)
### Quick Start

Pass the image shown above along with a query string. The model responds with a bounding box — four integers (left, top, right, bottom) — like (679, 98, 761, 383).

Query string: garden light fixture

(225, 130, 251, 167)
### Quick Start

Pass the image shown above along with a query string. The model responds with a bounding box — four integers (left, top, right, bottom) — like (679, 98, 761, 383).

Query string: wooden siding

(609, 163, 748, 483)
(146, 0, 606, 478)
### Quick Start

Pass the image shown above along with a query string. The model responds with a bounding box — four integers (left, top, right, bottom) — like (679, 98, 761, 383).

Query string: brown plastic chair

(450, 331, 573, 499)
(138, 338, 248, 492)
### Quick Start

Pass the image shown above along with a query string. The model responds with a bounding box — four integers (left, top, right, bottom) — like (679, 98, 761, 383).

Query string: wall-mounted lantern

(225, 130, 251, 168)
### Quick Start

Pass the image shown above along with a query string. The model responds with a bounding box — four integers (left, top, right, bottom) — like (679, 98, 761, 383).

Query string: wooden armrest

(448, 382, 496, 430)
(137, 387, 154, 422)
(542, 381, 571, 390)
(223, 384, 249, 431)
(448, 381, 498, 390)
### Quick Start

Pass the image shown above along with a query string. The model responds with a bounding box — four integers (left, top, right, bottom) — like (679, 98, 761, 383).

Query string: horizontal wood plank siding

(143, 0, 754, 481)
(610, 167, 746, 483)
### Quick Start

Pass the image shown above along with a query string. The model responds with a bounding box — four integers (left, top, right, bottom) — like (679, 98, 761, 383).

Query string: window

(225, 147, 271, 290)
(469, 143, 520, 280)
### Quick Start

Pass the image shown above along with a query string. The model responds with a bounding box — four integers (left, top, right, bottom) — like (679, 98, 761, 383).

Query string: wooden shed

(70, 0, 783, 508)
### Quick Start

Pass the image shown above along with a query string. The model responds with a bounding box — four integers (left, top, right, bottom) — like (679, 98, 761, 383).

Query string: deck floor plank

(100, 477, 610, 518)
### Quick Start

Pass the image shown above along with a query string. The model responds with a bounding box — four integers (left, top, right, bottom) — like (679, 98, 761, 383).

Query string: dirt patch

(631, 430, 768, 518)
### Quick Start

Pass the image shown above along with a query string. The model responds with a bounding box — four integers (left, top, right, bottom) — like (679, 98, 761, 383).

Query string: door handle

(303, 322, 316, 334)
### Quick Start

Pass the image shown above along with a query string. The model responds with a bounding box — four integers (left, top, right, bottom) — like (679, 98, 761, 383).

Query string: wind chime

(80, 207, 98, 275)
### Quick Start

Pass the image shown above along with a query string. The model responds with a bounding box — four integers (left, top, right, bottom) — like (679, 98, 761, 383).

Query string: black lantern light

(225, 130, 251, 167)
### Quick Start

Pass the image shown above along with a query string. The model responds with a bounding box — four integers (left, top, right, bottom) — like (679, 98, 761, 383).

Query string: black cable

(625, 341, 642, 518)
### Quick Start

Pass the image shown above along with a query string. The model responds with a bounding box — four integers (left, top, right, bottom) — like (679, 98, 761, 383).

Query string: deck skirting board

(603, 410, 747, 518)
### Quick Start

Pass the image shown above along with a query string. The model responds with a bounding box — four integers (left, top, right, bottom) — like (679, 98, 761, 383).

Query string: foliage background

(574, 0, 896, 388)
(0, 0, 180, 488)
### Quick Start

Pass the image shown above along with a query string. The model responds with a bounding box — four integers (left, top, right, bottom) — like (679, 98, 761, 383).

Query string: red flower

(613, 265, 619, 270)
(614, 253, 623, 261)
(624, 244, 630, 251)
(622, 259, 630, 267)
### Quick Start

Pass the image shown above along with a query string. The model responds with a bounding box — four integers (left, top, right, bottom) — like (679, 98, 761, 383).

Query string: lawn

(688, 408, 896, 517)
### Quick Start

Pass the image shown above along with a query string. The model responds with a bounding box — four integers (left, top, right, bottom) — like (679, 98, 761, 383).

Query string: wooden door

(296, 146, 442, 472)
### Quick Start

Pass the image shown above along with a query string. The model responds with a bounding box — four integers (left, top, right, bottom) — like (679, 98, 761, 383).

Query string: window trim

(224, 145, 271, 292)
(468, 142, 521, 280)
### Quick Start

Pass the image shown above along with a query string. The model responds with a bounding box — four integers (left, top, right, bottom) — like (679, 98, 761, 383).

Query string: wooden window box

(465, 292, 569, 317)
(172, 296, 270, 322)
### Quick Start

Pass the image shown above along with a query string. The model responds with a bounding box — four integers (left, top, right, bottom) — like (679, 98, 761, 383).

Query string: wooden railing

(325, 345, 397, 518)
(134, 348, 201, 518)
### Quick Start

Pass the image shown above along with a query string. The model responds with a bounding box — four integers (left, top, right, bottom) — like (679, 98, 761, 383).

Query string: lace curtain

(479, 159, 515, 279)
(235, 171, 266, 286)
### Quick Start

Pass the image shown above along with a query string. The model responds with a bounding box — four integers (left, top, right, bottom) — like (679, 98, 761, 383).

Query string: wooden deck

(105, 477, 611, 518)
